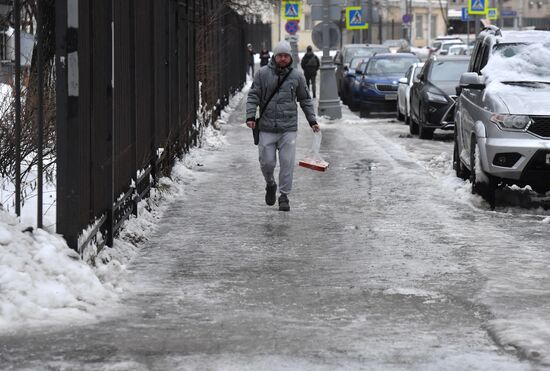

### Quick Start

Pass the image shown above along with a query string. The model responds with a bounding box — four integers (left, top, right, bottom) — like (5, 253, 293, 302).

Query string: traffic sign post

(285, 20, 300, 35)
(468, 0, 487, 15)
(487, 8, 498, 20)
(461, 7, 470, 21)
(346, 6, 368, 30)
(282, 1, 301, 20)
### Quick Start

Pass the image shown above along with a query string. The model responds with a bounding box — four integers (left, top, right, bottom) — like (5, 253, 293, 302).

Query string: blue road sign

(501, 10, 517, 17)
(285, 20, 299, 35)
(346, 7, 368, 30)
(461, 7, 470, 21)
(468, 0, 487, 15)
(284, 2, 300, 20)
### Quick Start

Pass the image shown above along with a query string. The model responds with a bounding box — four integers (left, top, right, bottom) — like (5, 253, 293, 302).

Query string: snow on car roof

(497, 30, 550, 44)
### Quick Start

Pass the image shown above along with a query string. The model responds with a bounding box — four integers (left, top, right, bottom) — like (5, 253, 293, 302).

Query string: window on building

(415, 14, 424, 39)
(430, 15, 437, 39)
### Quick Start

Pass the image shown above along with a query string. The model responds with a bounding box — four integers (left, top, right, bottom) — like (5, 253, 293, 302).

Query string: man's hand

(311, 124, 320, 133)
(246, 120, 256, 129)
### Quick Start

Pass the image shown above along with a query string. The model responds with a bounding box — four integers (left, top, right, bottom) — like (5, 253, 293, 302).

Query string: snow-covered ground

(0, 87, 247, 332)
(2, 84, 550, 369)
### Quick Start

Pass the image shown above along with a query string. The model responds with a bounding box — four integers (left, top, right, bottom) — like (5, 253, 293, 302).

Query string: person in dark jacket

(247, 43, 255, 76)
(300, 45, 320, 98)
(246, 41, 320, 212)
(259, 47, 270, 67)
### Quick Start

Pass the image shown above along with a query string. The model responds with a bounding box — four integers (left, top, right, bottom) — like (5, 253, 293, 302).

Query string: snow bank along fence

(52, 0, 269, 253)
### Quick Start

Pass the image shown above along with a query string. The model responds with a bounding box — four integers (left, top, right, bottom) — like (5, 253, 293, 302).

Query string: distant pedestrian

(259, 47, 271, 67)
(246, 41, 320, 212)
(247, 43, 255, 76)
(300, 45, 320, 98)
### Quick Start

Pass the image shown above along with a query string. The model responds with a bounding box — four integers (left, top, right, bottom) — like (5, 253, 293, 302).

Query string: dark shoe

(265, 183, 277, 206)
(278, 194, 290, 211)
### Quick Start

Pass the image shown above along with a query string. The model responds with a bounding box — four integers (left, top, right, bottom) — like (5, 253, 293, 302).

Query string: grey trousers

(258, 131, 297, 195)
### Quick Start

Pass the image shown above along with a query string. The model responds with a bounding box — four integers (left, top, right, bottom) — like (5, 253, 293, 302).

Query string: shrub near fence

(53, 0, 268, 253)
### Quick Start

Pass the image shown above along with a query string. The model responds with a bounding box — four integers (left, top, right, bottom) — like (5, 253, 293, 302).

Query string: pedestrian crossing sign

(487, 8, 498, 20)
(468, 0, 487, 15)
(282, 1, 301, 20)
(346, 6, 368, 30)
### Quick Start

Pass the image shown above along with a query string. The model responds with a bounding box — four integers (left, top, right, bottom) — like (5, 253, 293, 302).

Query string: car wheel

(470, 136, 497, 210)
(418, 104, 434, 139)
(409, 115, 419, 135)
(453, 129, 470, 180)
(359, 102, 370, 118)
(397, 103, 404, 121)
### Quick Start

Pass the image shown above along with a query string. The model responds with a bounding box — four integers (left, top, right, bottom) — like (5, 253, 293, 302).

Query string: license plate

(546, 153, 550, 165)
(385, 94, 397, 101)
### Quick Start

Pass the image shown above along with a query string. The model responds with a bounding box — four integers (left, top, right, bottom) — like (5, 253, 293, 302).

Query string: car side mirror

(398, 77, 407, 84)
(459, 72, 485, 89)
(455, 86, 462, 96)
(355, 68, 363, 75)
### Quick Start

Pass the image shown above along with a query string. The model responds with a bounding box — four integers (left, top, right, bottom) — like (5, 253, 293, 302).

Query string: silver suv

(453, 26, 550, 208)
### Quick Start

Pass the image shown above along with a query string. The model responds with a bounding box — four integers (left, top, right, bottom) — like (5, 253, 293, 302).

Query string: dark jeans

(305, 73, 317, 98)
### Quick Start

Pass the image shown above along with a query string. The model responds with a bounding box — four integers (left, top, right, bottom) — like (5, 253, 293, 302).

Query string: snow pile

(85, 100, 236, 291)
(0, 84, 242, 330)
(0, 208, 116, 329)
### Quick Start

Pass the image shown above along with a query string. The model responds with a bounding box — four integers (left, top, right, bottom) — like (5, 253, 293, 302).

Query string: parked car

(448, 44, 471, 55)
(435, 40, 465, 55)
(341, 56, 368, 105)
(358, 53, 421, 118)
(348, 60, 369, 111)
(409, 55, 469, 139)
(334, 44, 390, 97)
(428, 36, 463, 55)
(453, 26, 550, 208)
(397, 62, 424, 124)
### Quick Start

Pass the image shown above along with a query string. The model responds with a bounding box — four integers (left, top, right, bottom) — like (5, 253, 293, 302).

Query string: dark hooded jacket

(300, 51, 320, 76)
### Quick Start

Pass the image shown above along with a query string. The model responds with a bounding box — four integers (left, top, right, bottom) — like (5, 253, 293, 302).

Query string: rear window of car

(429, 60, 469, 82)
(366, 57, 419, 75)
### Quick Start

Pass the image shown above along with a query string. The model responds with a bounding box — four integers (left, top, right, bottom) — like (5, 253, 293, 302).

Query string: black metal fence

(48, 0, 268, 252)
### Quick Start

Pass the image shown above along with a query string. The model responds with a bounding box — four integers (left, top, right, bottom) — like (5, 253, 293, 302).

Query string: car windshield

(441, 42, 463, 51)
(429, 60, 469, 82)
(431, 41, 442, 50)
(366, 57, 419, 75)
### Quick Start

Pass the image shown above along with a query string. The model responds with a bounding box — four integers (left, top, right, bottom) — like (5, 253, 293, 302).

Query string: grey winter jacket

(246, 59, 316, 133)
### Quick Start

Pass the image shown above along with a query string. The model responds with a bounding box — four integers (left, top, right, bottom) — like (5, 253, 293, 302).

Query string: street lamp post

(318, 0, 342, 119)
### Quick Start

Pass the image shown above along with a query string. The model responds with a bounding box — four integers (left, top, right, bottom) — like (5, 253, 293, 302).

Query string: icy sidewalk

(0, 90, 542, 370)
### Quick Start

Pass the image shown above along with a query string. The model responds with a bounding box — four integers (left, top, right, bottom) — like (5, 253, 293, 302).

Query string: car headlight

(362, 82, 376, 89)
(426, 91, 447, 103)
(490, 114, 532, 131)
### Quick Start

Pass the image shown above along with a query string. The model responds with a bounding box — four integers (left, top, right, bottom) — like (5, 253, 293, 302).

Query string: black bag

(253, 119, 260, 145)
(252, 69, 293, 145)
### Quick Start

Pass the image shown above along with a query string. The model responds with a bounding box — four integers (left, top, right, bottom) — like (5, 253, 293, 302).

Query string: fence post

(56, 0, 81, 250)
(14, 0, 21, 217)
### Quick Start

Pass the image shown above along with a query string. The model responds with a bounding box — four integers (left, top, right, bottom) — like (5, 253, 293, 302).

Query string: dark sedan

(409, 55, 470, 139)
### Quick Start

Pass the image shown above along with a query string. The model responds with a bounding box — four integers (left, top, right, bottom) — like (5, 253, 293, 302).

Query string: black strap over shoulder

(259, 68, 293, 120)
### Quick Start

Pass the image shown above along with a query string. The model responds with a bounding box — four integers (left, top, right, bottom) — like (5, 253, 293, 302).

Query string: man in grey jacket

(246, 40, 320, 212)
